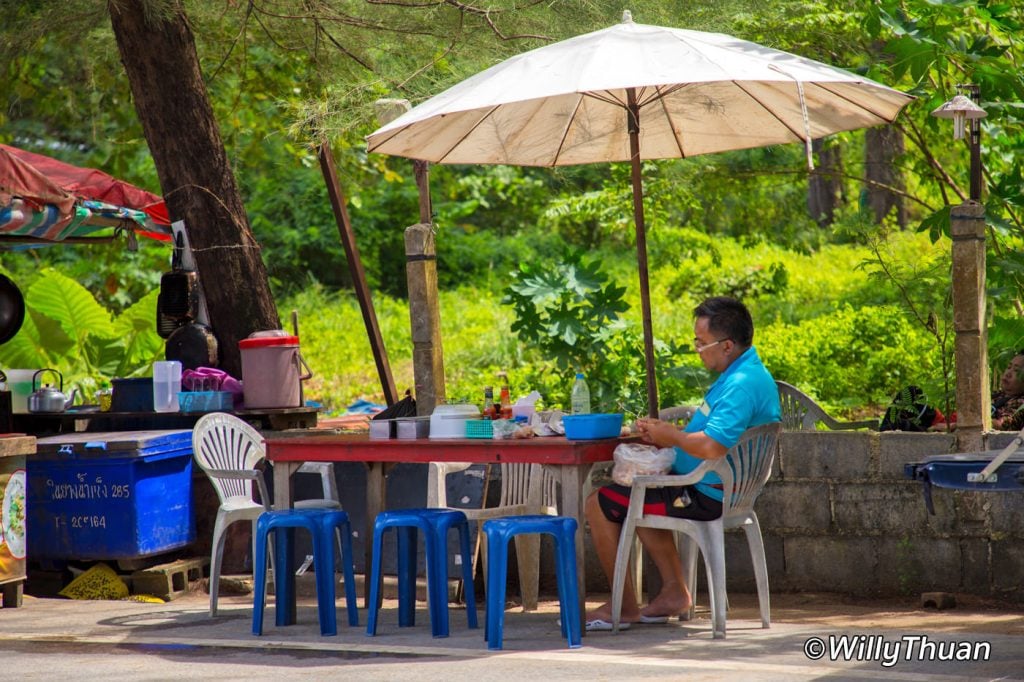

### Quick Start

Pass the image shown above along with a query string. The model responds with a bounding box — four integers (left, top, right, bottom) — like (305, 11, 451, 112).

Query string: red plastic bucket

(238, 332, 312, 408)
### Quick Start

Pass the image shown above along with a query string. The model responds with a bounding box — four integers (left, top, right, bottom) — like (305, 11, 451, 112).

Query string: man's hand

(635, 417, 681, 448)
(636, 417, 728, 460)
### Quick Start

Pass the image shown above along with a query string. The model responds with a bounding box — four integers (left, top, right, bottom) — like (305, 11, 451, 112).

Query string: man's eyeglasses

(693, 338, 729, 353)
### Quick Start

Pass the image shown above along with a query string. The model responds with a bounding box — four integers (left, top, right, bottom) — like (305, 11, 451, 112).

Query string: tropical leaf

(110, 290, 164, 375)
(0, 312, 51, 368)
(917, 205, 951, 243)
(26, 307, 74, 359)
(27, 268, 115, 342)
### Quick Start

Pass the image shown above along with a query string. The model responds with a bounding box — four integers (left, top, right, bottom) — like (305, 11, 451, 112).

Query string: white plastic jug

(4, 369, 40, 414)
(153, 360, 182, 412)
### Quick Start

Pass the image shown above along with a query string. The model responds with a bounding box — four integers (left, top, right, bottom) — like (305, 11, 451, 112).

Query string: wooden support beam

(318, 141, 398, 406)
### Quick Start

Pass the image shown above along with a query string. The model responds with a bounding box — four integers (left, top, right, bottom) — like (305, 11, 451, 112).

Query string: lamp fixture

(931, 93, 987, 140)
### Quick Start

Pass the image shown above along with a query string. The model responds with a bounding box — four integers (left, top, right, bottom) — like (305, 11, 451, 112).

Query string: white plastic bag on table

(611, 443, 676, 486)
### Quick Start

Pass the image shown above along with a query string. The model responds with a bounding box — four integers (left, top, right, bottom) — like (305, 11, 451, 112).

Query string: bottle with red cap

(497, 371, 513, 420)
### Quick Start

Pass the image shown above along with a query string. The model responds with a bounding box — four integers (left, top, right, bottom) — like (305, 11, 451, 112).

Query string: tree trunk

(109, 0, 278, 378)
(865, 125, 906, 228)
(807, 137, 843, 227)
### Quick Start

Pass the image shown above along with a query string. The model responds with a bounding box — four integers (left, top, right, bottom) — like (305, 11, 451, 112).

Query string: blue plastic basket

(562, 413, 624, 440)
(178, 391, 233, 413)
(465, 419, 494, 439)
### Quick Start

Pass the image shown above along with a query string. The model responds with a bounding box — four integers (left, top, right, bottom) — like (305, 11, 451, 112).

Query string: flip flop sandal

(584, 618, 631, 632)
(637, 614, 670, 624)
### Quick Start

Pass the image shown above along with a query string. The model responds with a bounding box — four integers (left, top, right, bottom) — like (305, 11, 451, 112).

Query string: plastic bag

(371, 390, 417, 420)
(491, 418, 518, 440)
(59, 563, 129, 601)
(611, 443, 676, 486)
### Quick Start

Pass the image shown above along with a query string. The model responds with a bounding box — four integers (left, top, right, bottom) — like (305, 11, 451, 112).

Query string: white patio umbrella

(368, 11, 914, 416)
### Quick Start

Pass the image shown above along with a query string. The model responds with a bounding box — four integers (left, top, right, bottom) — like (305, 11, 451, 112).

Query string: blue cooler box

(28, 430, 195, 560)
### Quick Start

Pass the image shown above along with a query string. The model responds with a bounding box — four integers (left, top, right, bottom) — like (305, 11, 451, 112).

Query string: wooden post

(413, 160, 432, 225)
(405, 224, 446, 415)
(951, 201, 989, 451)
(374, 98, 445, 415)
(318, 141, 399, 406)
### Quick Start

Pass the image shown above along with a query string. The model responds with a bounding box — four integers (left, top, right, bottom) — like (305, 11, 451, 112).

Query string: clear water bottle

(571, 372, 591, 415)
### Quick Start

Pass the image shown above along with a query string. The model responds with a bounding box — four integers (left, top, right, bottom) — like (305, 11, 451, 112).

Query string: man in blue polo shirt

(584, 296, 780, 631)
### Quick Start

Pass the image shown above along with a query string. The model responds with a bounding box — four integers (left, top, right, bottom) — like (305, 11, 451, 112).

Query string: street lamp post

(931, 85, 989, 450)
(931, 84, 987, 201)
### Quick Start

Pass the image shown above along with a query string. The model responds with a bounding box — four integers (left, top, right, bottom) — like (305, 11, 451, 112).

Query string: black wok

(0, 274, 25, 344)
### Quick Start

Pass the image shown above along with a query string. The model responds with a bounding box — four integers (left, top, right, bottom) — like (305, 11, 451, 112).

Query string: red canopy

(0, 143, 170, 229)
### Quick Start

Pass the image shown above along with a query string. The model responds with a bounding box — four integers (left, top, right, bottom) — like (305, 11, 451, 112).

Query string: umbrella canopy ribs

(368, 11, 914, 415)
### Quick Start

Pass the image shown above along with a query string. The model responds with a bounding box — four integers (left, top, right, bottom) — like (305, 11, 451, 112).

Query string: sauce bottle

(483, 386, 497, 420)
(499, 383, 513, 420)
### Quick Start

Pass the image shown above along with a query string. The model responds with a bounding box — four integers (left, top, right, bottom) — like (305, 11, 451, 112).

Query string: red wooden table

(264, 433, 620, 623)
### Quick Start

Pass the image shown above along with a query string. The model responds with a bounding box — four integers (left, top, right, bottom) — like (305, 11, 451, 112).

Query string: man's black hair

(693, 296, 754, 347)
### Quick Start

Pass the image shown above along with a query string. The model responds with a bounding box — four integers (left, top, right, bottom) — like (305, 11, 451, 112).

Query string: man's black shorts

(597, 483, 723, 523)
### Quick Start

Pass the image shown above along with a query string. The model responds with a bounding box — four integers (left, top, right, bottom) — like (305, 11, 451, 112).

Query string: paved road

(2, 589, 1022, 681)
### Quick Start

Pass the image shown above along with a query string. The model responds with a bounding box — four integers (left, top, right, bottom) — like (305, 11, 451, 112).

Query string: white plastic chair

(428, 461, 557, 610)
(193, 413, 342, 617)
(192, 412, 272, 616)
(611, 403, 700, 595)
(610, 422, 782, 638)
(777, 380, 877, 431)
(659, 404, 697, 423)
(293, 462, 342, 509)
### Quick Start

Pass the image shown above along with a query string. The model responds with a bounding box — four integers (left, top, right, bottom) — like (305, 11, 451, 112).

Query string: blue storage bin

(27, 430, 195, 560)
(110, 377, 154, 412)
(562, 413, 624, 440)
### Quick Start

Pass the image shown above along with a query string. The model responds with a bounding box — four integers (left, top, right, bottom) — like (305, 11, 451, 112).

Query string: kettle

(28, 369, 78, 413)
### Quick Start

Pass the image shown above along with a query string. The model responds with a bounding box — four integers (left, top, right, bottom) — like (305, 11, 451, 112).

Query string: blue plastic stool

(365, 508, 478, 638)
(482, 515, 581, 650)
(252, 508, 359, 636)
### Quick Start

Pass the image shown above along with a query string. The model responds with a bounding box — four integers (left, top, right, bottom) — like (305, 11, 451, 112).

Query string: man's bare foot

(587, 602, 641, 624)
(639, 592, 692, 619)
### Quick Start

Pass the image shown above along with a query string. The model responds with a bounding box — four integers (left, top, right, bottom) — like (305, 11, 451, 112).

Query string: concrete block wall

(578, 431, 1024, 602)
(744, 431, 1024, 601)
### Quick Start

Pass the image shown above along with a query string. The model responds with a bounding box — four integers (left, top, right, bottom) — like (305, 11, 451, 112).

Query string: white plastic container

(4, 369, 40, 414)
(239, 331, 312, 409)
(153, 360, 182, 412)
(429, 404, 480, 439)
(397, 416, 431, 440)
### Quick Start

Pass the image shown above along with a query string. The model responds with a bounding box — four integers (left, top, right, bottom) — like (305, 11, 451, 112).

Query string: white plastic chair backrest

(716, 422, 781, 518)
(192, 412, 266, 504)
(776, 381, 821, 430)
(296, 462, 340, 504)
(659, 405, 697, 423)
(497, 463, 558, 513)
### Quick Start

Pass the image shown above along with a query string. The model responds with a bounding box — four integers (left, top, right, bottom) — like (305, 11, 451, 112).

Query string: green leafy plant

(859, 229, 955, 420)
(501, 253, 701, 415)
(0, 268, 163, 397)
(503, 253, 629, 374)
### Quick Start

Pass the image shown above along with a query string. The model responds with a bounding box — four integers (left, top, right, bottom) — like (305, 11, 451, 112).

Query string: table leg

(558, 463, 592, 636)
(272, 461, 300, 510)
(271, 462, 300, 625)
(363, 462, 386, 608)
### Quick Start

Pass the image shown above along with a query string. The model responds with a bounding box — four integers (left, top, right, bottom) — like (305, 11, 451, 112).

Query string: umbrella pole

(627, 88, 659, 418)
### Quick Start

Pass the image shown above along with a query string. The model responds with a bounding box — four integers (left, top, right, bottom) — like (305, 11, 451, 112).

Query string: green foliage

(503, 253, 629, 373)
(5, 0, 1024, 423)
(758, 304, 940, 409)
(669, 260, 789, 303)
(0, 268, 163, 397)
